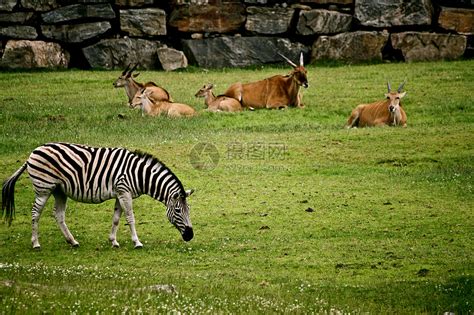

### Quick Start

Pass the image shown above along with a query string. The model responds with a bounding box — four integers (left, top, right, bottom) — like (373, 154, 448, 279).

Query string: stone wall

(0, 0, 472, 69)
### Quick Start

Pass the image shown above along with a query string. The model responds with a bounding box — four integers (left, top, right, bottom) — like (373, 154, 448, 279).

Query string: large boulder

(21, 0, 58, 11)
(0, 40, 69, 69)
(391, 32, 467, 62)
(41, 21, 111, 43)
(120, 8, 166, 37)
(355, 0, 433, 27)
(82, 37, 164, 69)
(438, 7, 474, 35)
(245, 6, 295, 35)
(312, 31, 389, 62)
(115, 0, 154, 7)
(0, 26, 37, 39)
(296, 9, 352, 35)
(182, 36, 308, 68)
(157, 47, 188, 71)
(41, 4, 115, 24)
(0, 12, 33, 23)
(169, 3, 245, 33)
(298, 0, 352, 4)
(0, 0, 17, 11)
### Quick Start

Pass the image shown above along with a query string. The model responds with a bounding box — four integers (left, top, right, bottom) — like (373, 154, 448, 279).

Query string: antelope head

(278, 52, 309, 88)
(130, 88, 149, 109)
(195, 83, 214, 98)
(113, 63, 139, 88)
(385, 81, 407, 113)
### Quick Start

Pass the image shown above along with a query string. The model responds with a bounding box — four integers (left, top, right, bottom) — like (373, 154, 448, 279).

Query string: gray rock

(391, 32, 467, 62)
(438, 7, 474, 35)
(82, 37, 164, 69)
(296, 9, 352, 35)
(0, 40, 69, 69)
(120, 8, 166, 37)
(21, 0, 58, 11)
(299, 0, 352, 3)
(245, 6, 295, 35)
(41, 4, 115, 24)
(0, 26, 37, 39)
(312, 31, 389, 62)
(169, 3, 245, 33)
(0, 0, 18, 11)
(355, 0, 433, 27)
(182, 36, 308, 68)
(115, 0, 154, 6)
(157, 47, 188, 71)
(0, 12, 33, 24)
(41, 21, 111, 43)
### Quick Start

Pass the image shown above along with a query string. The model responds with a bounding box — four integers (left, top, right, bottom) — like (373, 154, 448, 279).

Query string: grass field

(0, 60, 473, 314)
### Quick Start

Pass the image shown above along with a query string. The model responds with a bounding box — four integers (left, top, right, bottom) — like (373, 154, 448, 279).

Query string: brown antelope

(131, 88, 196, 118)
(195, 83, 242, 112)
(223, 52, 308, 110)
(346, 82, 408, 128)
(113, 63, 172, 105)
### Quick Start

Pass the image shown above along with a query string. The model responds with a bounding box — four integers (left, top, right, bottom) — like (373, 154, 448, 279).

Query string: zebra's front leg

(117, 192, 143, 249)
(53, 191, 79, 247)
(109, 199, 123, 248)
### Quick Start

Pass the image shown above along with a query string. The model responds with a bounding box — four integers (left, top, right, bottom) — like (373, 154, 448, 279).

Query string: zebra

(1, 142, 194, 249)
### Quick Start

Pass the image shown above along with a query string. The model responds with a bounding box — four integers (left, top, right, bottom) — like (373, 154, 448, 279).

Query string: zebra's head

(166, 189, 194, 242)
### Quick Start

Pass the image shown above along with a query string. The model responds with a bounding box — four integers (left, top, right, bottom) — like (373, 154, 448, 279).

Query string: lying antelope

(346, 82, 407, 128)
(223, 52, 308, 110)
(131, 88, 196, 118)
(113, 63, 172, 106)
(195, 83, 242, 112)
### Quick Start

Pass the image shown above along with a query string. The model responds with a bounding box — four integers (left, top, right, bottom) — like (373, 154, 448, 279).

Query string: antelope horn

(122, 63, 131, 75)
(277, 52, 298, 68)
(397, 80, 406, 93)
(299, 52, 304, 67)
(387, 81, 391, 93)
(128, 63, 139, 76)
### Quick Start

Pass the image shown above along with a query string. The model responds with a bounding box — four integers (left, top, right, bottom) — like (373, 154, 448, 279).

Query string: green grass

(0, 60, 473, 314)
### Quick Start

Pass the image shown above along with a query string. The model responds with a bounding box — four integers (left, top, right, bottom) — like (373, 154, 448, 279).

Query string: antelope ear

(133, 73, 140, 78)
(185, 189, 194, 197)
(399, 92, 407, 98)
(385, 93, 390, 98)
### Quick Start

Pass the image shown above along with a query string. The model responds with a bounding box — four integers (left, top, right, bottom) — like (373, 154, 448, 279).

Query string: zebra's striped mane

(132, 150, 186, 195)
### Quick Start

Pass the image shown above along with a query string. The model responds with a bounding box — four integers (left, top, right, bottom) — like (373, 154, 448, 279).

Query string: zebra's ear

(185, 189, 194, 197)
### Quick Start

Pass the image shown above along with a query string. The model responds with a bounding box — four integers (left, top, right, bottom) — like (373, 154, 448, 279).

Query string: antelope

(346, 82, 407, 128)
(195, 83, 242, 112)
(223, 52, 308, 110)
(113, 63, 172, 106)
(131, 88, 196, 118)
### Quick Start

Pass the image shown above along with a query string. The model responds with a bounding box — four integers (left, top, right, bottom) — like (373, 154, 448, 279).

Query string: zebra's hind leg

(117, 192, 143, 249)
(109, 199, 123, 248)
(31, 192, 52, 249)
(53, 190, 79, 247)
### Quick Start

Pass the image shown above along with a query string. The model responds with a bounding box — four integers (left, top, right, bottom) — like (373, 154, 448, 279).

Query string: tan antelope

(223, 52, 308, 110)
(113, 63, 172, 106)
(346, 82, 407, 128)
(195, 83, 242, 112)
(131, 88, 196, 118)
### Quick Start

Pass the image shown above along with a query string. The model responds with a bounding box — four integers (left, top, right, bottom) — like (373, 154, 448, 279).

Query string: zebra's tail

(2, 162, 27, 226)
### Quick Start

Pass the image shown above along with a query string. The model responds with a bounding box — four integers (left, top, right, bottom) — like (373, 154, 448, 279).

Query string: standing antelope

(113, 63, 172, 106)
(223, 52, 308, 110)
(131, 88, 197, 118)
(195, 83, 242, 112)
(2, 142, 194, 249)
(346, 82, 408, 128)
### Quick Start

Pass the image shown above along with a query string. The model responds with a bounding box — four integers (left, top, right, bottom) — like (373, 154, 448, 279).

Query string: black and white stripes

(2, 142, 194, 249)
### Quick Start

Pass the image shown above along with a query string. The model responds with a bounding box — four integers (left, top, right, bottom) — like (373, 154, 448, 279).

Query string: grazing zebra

(1, 142, 194, 249)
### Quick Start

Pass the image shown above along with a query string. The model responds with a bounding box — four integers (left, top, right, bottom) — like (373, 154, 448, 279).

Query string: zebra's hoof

(134, 243, 143, 249)
(33, 245, 41, 251)
(112, 243, 120, 248)
(72, 243, 80, 248)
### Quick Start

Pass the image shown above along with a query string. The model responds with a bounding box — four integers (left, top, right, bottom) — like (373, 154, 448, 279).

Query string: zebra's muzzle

(182, 227, 193, 242)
